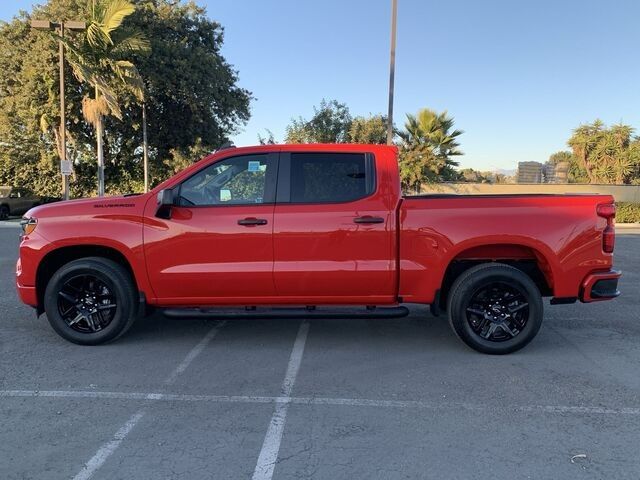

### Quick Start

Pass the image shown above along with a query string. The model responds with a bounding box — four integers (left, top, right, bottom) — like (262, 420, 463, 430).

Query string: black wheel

(43, 257, 138, 345)
(0, 205, 9, 220)
(447, 263, 543, 354)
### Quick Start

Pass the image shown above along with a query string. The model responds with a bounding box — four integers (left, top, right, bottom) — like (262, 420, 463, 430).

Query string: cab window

(177, 154, 277, 206)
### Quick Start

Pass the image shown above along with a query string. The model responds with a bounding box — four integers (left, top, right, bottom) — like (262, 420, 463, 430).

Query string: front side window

(177, 154, 276, 206)
(289, 153, 374, 203)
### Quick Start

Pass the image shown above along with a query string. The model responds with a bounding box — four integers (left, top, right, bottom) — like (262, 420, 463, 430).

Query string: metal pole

(142, 102, 149, 192)
(96, 85, 104, 197)
(386, 0, 398, 145)
(58, 23, 69, 200)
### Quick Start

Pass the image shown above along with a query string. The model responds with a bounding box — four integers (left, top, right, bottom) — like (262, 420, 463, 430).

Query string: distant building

(516, 161, 569, 184)
(516, 162, 543, 183)
(543, 161, 570, 184)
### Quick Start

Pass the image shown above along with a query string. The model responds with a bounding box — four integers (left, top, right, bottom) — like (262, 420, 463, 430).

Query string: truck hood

(25, 194, 149, 219)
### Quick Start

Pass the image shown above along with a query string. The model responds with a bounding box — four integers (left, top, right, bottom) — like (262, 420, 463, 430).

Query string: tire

(447, 263, 543, 354)
(0, 205, 9, 220)
(43, 257, 139, 345)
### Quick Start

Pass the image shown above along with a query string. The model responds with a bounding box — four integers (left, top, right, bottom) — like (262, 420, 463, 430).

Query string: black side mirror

(156, 188, 175, 219)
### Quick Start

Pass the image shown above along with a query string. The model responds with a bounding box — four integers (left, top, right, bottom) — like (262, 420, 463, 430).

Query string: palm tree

(398, 108, 464, 190)
(568, 120, 603, 184)
(63, 0, 149, 196)
(399, 108, 464, 159)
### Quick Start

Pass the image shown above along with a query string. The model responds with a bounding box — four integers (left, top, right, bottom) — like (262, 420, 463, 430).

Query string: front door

(144, 153, 278, 304)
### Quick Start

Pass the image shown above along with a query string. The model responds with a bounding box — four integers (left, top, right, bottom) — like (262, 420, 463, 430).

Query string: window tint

(289, 153, 374, 203)
(178, 154, 275, 206)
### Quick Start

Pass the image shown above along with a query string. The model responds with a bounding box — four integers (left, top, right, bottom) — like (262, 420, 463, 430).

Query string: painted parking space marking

(70, 321, 225, 480)
(3, 388, 640, 417)
(252, 320, 310, 480)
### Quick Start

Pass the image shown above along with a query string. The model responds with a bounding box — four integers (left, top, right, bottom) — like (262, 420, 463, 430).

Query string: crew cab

(16, 144, 621, 354)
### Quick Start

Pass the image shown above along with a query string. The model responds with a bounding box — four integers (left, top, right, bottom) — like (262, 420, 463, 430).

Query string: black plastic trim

(162, 306, 409, 320)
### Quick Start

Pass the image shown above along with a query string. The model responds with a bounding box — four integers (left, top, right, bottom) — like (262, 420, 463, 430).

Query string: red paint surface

(16, 144, 619, 308)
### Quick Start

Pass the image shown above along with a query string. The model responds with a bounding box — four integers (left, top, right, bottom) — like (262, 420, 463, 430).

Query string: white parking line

(71, 321, 224, 480)
(3, 388, 640, 416)
(72, 412, 144, 480)
(252, 320, 310, 480)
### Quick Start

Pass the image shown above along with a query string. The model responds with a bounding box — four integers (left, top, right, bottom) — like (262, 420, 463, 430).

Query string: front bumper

(15, 257, 38, 307)
(580, 270, 621, 303)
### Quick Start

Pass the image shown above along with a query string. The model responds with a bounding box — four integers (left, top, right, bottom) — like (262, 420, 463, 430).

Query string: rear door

(272, 151, 396, 303)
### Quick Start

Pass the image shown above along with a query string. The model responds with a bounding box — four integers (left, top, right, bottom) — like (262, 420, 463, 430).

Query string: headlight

(20, 217, 37, 236)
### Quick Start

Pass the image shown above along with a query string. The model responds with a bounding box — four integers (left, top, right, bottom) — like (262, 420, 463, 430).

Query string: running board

(162, 306, 410, 320)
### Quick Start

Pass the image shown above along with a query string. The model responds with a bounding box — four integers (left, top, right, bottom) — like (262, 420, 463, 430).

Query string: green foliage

(348, 115, 387, 144)
(615, 202, 640, 223)
(0, 0, 251, 197)
(568, 120, 640, 184)
(284, 100, 388, 146)
(285, 99, 352, 144)
(258, 129, 276, 145)
(398, 108, 464, 191)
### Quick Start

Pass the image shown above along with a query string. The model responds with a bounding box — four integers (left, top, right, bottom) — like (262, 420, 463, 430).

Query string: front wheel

(0, 205, 9, 220)
(43, 257, 138, 345)
(447, 263, 543, 354)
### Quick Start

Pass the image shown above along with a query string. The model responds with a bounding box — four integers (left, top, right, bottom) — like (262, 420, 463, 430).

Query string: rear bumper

(580, 270, 621, 303)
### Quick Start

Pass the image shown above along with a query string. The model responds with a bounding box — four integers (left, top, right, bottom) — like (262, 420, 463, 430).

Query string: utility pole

(142, 102, 149, 192)
(31, 20, 86, 201)
(386, 0, 398, 145)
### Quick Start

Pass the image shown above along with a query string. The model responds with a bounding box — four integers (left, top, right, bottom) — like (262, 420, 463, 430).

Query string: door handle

(353, 216, 385, 224)
(238, 217, 268, 226)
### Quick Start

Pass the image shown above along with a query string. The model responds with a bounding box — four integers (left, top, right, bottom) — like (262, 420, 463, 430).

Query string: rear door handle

(238, 217, 268, 226)
(353, 216, 385, 224)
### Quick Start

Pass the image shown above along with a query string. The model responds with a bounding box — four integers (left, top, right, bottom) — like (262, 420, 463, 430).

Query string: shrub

(616, 202, 640, 223)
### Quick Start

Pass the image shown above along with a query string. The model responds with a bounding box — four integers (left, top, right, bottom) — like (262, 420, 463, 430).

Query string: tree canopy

(0, 0, 251, 196)
(568, 120, 640, 184)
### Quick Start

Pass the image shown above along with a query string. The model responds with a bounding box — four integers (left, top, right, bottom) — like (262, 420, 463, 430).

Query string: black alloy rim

(465, 282, 530, 342)
(57, 274, 117, 333)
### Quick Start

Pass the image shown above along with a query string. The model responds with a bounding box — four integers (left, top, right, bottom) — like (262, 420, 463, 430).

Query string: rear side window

(289, 153, 375, 203)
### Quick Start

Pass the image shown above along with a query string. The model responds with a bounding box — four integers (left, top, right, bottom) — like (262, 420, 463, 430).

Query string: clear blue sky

(3, 0, 639, 171)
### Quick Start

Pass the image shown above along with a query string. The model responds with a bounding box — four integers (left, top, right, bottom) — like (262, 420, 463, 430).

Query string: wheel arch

(35, 244, 140, 314)
(437, 242, 556, 310)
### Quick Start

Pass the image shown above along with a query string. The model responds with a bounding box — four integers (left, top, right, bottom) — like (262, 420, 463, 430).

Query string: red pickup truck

(16, 144, 620, 354)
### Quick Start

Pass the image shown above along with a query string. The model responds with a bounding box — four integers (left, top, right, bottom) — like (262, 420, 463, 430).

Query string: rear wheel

(43, 257, 138, 345)
(447, 263, 543, 354)
(0, 205, 9, 220)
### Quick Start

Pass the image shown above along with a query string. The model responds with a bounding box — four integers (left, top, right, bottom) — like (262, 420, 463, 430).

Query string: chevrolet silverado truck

(16, 144, 621, 354)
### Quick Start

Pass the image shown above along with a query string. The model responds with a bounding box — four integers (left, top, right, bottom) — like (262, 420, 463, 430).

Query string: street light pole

(31, 20, 86, 201)
(386, 0, 398, 145)
(57, 22, 68, 200)
(142, 101, 149, 193)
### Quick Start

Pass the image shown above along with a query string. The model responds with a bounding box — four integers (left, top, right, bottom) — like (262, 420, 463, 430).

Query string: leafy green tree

(63, 0, 149, 196)
(0, 0, 251, 197)
(398, 108, 464, 191)
(348, 115, 387, 144)
(285, 99, 352, 143)
(257, 129, 276, 145)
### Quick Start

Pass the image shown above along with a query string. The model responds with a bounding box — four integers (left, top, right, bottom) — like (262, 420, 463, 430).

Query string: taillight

(597, 203, 616, 253)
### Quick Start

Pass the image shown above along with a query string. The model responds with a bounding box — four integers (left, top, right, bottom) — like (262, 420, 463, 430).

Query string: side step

(162, 306, 410, 320)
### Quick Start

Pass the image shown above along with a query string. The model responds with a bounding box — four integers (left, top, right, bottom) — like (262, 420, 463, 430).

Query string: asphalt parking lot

(1, 223, 639, 480)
